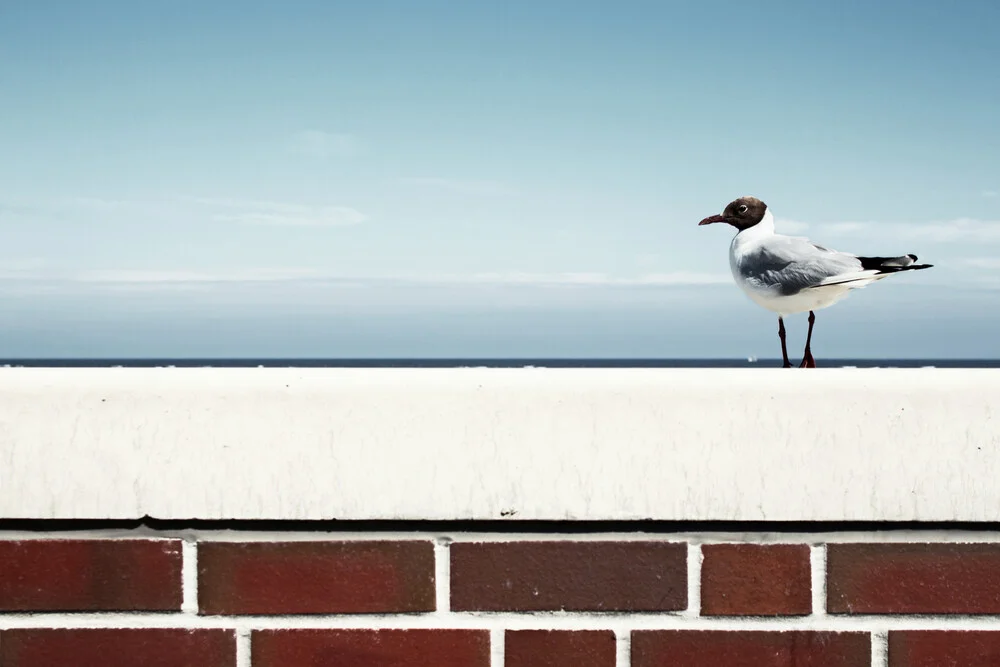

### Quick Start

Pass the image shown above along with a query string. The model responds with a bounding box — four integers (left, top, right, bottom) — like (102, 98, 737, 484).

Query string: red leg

(778, 317, 792, 368)
(799, 311, 817, 368)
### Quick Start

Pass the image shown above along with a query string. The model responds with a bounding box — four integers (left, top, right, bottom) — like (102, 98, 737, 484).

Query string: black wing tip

(877, 262, 934, 274)
(858, 254, 934, 273)
(903, 254, 933, 271)
(900, 255, 933, 271)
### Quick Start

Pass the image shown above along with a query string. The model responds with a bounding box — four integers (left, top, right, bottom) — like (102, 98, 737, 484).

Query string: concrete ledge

(0, 368, 997, 522)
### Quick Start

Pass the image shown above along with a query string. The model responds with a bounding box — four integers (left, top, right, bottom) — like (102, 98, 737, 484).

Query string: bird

(698, 196, 932, 368)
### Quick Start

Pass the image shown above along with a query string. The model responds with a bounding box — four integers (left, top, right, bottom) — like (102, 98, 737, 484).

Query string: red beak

(698, 214, 727, 226)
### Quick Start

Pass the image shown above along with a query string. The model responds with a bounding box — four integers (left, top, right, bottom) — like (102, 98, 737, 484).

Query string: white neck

(738, 207, 775, 239)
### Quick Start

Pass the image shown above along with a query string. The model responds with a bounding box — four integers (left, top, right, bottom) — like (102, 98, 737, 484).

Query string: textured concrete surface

(0, 367, 998, 521)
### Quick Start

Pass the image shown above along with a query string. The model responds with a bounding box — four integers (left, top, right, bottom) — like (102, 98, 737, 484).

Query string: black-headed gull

(699, 196, 932, 368)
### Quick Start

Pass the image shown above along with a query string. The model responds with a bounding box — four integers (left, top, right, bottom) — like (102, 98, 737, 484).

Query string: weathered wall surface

(1, 368, 998, 521)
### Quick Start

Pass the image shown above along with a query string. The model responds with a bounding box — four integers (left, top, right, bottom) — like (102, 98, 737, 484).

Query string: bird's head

(698, 196, 768, 231)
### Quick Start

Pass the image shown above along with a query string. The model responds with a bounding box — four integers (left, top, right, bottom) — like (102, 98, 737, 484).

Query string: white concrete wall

(0, 368, 997, 521)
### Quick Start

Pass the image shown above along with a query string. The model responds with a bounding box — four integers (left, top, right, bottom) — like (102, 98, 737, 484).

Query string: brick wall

(2, 531, 1000, 666)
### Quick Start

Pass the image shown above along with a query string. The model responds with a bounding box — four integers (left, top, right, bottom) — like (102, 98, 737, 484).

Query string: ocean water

(1, 358, 999, 368)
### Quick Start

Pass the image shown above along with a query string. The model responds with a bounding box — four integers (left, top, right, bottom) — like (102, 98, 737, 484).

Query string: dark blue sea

(1, 359, 999, 368)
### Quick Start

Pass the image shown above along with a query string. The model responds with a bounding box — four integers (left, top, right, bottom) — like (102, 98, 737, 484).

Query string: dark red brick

(450, 541, 686, 612)
(701, 543, 811, 616)
(251, 629, 489, 667)
(827, 543, 1000, 614)
(198, 540, 435, 615)
(0, 539, 182, 612)
(631, 631, 870, 667)
(889, 631, 1000, 666)
(0, 629, 235, 667)
(506, 630, 616, 667)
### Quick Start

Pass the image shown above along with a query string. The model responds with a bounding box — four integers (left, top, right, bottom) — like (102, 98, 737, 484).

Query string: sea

(1, 358, 998, 368)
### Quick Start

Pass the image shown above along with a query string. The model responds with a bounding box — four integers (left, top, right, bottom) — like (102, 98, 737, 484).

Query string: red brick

(251, 629, 489, 667)
(198, 540, 435, 615)
(827, 543, 1000, 614)
(450, 541, 686, 612)
(631, 631, 870, 667)
(889, 631, 1000, 666)
(0, 629, 235, 667)
(506, 630, 616, 667)
(0, 539, 181, 612)
(701, 543, 812, 616)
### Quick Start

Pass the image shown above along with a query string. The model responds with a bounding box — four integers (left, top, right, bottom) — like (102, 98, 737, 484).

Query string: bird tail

(857, 254, 934, 274)
(807, 254, 933, 290)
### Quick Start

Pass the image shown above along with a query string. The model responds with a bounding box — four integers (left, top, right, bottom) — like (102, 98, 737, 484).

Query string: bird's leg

(778, 317, 792, 368)
(799, 311, 817, 368)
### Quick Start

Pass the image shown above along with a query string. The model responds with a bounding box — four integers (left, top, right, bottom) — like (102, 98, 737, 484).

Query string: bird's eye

(738, 204, 748, 214)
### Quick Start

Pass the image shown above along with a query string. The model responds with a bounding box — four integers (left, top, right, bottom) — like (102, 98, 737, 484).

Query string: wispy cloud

(459, 271, 730, 286)
(902, 219, 1000, 242)
(774, 218, 809, 234)
(4, 194, 368, 228)
(399, 177, 517, 197)
(983, 190, 998, 199)
(0, 258, 47, 279)
(287, 130, 361, 158)
(196, 198, 367, 227)
(66, 197, 134, 212)
(88, 269, 729, 287)
(812, 218, 1000, 243)
(0, 266, 729, 289)
(815, 222, 871, 236)
(962, 258, 1000, 270)
(74, 268, 332, 283)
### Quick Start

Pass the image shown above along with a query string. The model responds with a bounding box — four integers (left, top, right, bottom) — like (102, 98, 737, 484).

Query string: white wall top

(0, 368, 997, 522)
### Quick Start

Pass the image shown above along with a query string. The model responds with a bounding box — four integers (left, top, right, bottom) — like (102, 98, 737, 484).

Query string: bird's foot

(799, 351, 816, 368)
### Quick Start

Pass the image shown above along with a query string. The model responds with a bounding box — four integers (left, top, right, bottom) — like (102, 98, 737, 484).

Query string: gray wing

(741, 236, 863, 295)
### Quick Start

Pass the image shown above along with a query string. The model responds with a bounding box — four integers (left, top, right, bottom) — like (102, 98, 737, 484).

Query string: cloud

(0, 258, 47, 279)
(459, 271, 730, 286)
(399, 177, 516, 197)
(962, 258, 1000, 270)
(812, 218, 1000, 243)
(0, 266, 730, 289)
(870, 219, 1000, 243)
(819, 222, 869, 235)
(287, 130, 361, 158)
(74, 268, 332, 283)
(3, 194, 367, 228)
(983, 190, 998, 199)
(774, 218, 809, 234)
(80, 269, 730, 287)
(208, 203, 367, 227)
(62, 197, 134, 212)
(186, 196, 366, 227)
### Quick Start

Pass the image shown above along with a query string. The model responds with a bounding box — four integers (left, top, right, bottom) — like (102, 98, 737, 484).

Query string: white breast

(728, 209, 778, 304)
(727, 209, 860, 316)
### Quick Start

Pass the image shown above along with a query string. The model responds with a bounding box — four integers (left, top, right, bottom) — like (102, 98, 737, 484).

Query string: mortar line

(435, 538, 451, 613)
(616, 629, 631, 667)
(490, 628, 504, 667)
(811, 544, 827, 617)
(181, 539, 198, 614)
(871, 630, 889, 667)
(2, 612, 997, 632)
(236, 628, 251, 667)
(684, 542, 702, 618)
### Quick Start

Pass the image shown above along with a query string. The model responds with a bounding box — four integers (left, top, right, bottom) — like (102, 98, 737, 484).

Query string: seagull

(698, 196, 932, 368)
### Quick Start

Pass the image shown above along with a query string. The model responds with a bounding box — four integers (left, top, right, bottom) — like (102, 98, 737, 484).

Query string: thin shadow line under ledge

(0, 517, 999, 534)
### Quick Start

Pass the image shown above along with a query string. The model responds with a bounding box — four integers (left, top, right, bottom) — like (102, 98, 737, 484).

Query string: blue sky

(1, 0, 998, 358)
